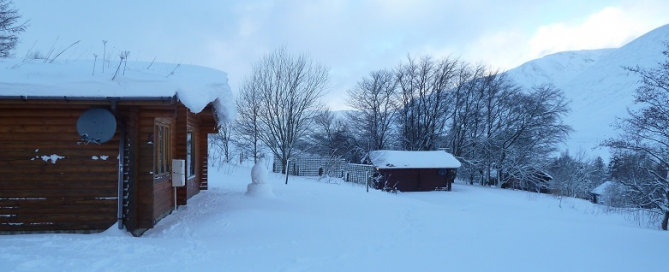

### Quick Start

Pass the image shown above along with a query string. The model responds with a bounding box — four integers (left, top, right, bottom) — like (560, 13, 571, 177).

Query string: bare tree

(311, 108, 356, 159)
(441, 70, 570, 187)
(235, 76, 263, 163)
(346, 69, 398, 152)
(218, 122, 234, 163)
(445, 62, 487, 158)
(494, 84, 571, 187)
(0, 0, 28, 58)
(449, 70, 522, 185)
(245, 48, 329, 179)
(605, 43, 669, 230)
(346, 56, 570, 190)
(395, 55, 459, 150)
(209, 122, 236, 166)
(443, 64, 489, 184)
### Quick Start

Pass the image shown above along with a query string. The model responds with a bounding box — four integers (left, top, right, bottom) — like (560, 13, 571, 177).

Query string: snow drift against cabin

(0, 58, 236, 123)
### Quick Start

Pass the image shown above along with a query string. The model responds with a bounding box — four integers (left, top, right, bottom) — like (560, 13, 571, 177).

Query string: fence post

(285, 159, 290, 185)
(366, 171, 369, 193)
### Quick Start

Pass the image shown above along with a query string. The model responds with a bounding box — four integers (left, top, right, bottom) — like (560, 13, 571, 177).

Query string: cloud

(527, 1, 669, 61)
(13, 0, 669, 110)
(529, 7, 638, 57)
(458, 0, 669, 71)
(460, 29, 530, 71)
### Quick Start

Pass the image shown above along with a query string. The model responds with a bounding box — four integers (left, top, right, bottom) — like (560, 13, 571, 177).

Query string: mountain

(506, 24, 669, 160)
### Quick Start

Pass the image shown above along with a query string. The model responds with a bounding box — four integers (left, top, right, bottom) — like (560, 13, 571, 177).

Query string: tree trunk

(664, 192, 669, 231)
(281, 158, 287, 174)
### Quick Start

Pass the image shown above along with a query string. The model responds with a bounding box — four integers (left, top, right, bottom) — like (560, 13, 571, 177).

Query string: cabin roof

(590, 181, 615, 195)
(0, 58, 235, 123)
(369, 150, 461, 169)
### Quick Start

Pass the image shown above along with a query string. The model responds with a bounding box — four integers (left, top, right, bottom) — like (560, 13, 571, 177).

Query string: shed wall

(377, 168, 456, 192)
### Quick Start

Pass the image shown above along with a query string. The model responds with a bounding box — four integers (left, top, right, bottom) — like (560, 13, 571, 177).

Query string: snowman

(247, 157, 274, 196)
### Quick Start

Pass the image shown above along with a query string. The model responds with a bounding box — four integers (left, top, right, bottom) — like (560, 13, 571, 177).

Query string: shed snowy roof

(0, 58, 236, 123)
(590, 181, 615, 195)
(369, 150, 461, 169)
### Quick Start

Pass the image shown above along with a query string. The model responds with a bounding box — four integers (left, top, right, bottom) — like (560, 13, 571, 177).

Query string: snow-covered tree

(591, 156, 608, 185)
(344, 58, 570, 189)
(548, 150, 601, 201)
(448, 74, 570, 187)
(495, 84, 571, 187)
(0, 0, 28, 58)
(605, 43, 669, 230)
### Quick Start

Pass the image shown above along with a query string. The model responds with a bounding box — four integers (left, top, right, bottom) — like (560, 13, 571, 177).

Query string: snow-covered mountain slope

(506, 24, 669, 160)
(508, 49, 615, 88)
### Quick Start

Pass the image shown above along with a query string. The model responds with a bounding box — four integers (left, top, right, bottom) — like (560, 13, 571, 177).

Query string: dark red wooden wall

(0, 100, 216, 236)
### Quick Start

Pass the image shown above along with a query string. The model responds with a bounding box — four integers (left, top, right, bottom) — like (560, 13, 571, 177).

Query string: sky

(11, 0, 669, 110)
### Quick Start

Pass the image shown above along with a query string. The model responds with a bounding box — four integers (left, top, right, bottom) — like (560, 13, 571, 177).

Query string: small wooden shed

(0, 59, 234, 236)
(590, 181, 615, 204)
(368, 150, 461, 192)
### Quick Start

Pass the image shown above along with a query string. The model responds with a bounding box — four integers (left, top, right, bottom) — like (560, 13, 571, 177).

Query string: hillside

(1, 163, 668, 271)
(506, 24, 669, 160)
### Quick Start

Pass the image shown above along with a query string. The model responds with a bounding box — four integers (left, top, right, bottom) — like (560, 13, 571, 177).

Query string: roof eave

(0, 95, 177, 103)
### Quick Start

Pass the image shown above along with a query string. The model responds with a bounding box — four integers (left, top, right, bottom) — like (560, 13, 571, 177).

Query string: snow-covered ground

(1, 163, 668, 272)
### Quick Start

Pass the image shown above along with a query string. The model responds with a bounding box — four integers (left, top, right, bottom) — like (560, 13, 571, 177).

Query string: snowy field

(1, 163, 668, 272)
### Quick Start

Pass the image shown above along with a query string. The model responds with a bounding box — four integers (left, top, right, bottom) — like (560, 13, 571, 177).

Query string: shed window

(154, 121, 171, 176)
(187, 132, 196, 178)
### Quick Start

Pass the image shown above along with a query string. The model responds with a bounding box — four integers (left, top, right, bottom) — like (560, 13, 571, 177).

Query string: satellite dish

(77, 108, 117, 144)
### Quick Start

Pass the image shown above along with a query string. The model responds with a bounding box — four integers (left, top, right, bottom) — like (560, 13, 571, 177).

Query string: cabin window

(154, 121, 171, 176)
(187, 132, 196, 178)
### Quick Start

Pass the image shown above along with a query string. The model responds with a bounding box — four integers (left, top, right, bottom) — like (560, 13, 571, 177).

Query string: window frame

(154, 119, 172, 177)
(186, 131, 196, 179)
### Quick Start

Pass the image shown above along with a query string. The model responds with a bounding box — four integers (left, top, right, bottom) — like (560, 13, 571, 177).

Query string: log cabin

(368, 150, 461, 192)
(0, 59, 235, 236)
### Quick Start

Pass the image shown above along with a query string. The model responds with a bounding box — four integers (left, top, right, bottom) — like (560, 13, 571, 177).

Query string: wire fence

(343, 163, 376, 184)
(272, 157, 376, 185)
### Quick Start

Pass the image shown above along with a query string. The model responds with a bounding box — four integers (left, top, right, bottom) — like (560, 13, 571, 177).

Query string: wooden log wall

(1, 100, 217, 236)
(0, 103, 118, 232)
(175, 105, 213, 205)
(174, 105, 191, 206)
(135, 107, 176, 231)
(417, 169, 448, 191)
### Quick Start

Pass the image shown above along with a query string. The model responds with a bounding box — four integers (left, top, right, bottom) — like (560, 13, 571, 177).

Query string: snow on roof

(369, 150, 461, 169)
(590, 181, 615, 195)
(0, 58, 236, 123)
